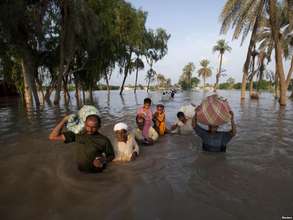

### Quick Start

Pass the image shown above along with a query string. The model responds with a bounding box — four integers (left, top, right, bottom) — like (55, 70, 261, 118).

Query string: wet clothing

(113, 135, 139, 162)
(194, 124, 233, 152)
(63, 131, 114, 172)
(137, 107, 153, 139)
(173, 118, 194, 135)
(153, 111, 166, 135)
(133, 127, 159, 143)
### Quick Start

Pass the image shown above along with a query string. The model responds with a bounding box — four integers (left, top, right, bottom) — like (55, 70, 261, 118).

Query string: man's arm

(48, 116, 69, 141)
(229, 111, 237, 137)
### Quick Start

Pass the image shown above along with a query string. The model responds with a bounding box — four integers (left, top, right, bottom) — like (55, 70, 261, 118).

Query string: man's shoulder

(95, 133, 111, 142)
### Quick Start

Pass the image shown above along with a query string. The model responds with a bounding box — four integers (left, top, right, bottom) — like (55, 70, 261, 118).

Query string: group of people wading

(49, 97, 237, 173)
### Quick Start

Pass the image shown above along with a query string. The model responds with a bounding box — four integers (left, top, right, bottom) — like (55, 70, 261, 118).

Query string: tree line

(0, 0, 170, 106)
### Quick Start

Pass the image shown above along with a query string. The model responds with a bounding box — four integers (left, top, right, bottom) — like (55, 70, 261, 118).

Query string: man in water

(133, 115, 159, 145)
(49, 114, 115, 173)
(171, 112, 194, 134)
(192, 109, 236, 152)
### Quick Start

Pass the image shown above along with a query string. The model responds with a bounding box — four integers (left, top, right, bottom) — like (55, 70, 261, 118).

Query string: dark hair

(157, 104, 164, 108)
(144, 98, 152, 105)
(136, 115, 145, 123)
(86, 115, 101, 127)
(177, 111, 185, 118)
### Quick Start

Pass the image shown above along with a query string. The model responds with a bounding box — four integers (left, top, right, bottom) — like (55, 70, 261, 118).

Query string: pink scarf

(137, 106, 153, 138)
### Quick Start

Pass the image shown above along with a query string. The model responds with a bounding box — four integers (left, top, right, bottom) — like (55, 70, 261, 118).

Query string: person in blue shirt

(192, 109, 236, 152)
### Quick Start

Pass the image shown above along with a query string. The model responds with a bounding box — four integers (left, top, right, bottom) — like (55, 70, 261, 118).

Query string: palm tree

(212, 39, 231, 91)
(256, 1, 293, 102)
(197, 59, 212, 89)
(145, 68, 157, 92)
(220, 0, 266, 100)
(268, 0, 293, 106)
(133, 56, 144, 93)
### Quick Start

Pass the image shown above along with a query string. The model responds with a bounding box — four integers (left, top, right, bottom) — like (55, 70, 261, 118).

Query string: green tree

(197, 59, 212, 89)
(212, 39, 232, 91)
(178, 62, 195, 90)
(220, 0, 266, 100)
(144, 28, 170, 92)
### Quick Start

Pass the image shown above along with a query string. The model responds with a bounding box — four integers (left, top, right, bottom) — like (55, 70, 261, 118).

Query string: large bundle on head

(196, 95, 231, 126)
(66, 105, 100, 134)
(179, 104, 196, 119)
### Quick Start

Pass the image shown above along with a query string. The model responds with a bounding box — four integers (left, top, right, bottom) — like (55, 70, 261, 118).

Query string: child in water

(113, 123, 139, 161)
(137, 98, 153, 139)
(153, 104, 167, 135)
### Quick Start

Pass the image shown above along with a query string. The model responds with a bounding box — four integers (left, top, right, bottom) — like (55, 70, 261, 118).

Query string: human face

(157, 106, 164, 113)
(85, 120, 98, 135)
(144, 103, 151, 110)
(137, 119, 145, 130)
(178, 115, 186, 123)
(115, 130, 128, 143)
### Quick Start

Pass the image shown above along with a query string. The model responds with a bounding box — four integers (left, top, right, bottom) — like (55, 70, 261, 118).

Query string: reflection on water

(0, 90, 293, 220)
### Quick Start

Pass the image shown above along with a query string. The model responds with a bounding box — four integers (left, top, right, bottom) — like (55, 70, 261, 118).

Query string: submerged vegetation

(0, 0, 170, 106)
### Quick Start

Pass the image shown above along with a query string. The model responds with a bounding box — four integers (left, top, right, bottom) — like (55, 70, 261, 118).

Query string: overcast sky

(105, 0, 290, 86)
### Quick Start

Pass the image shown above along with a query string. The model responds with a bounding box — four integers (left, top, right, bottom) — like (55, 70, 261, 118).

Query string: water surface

(0, 90, 292, 220)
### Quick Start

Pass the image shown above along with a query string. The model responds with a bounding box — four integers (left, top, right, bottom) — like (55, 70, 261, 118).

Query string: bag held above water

(66, 105, 100, 134)
(196, 94, 231, 126)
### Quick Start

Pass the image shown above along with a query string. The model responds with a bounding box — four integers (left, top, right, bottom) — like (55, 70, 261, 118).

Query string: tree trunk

(203, 77, 206, 89)
(63, 76, 70, 104)
(21, 50, 40, 106)
(134, 66, 139, 93)
(147, 77, 151, 92)
(89, 85, 93, 103)
(119, 51, 132, 95)
(249, 77, 254, 96)
(214, 53, 223, 91)
(21, 60, 33, 106)
(74, 78, 81, 106)
(287, 0, 293, 30)
(36, 77, 45, 104)
(241, 0, 265, 100)
(54, 0, 73, 105)
(82, 88, 86, 104)
(105, 72, 110, 93)
(249, 56, 256, 97)
(269, 0, 287, 106)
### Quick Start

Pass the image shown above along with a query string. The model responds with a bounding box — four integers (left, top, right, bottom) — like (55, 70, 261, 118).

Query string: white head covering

(114, 122, 128, 131)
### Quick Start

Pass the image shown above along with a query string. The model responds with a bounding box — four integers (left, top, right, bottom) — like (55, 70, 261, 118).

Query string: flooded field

(0, 90, 293, 220)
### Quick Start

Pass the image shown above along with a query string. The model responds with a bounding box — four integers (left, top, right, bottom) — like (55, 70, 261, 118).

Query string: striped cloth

(196, 95, 231, 126)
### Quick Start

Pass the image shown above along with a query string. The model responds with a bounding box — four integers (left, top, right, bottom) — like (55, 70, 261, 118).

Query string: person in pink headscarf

(137, 98, 153, 139)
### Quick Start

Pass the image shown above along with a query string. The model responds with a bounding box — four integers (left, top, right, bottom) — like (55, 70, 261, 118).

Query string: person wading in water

(49, 115, 115, 173)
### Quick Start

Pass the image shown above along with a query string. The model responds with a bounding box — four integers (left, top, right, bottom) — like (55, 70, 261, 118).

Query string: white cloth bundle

(66, 105, 100, 134)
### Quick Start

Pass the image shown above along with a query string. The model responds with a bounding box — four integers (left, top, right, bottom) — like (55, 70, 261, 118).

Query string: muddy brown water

(0, 90, 293, 220)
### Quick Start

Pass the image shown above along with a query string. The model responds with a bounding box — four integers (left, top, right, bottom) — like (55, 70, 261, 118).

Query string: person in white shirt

(113, 123, 139, 162)
(133, 115, 159, 145)
(171, 112, 194, 135)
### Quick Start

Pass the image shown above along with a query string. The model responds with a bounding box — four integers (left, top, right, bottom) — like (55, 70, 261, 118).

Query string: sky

(105, 0, 289, 86)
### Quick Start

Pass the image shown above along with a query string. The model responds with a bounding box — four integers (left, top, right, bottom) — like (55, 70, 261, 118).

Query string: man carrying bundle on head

(192, 95, 237, 152)
(49, 105, 115, 173)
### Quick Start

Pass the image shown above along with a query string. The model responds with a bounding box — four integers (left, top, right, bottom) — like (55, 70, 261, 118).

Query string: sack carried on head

(179, 104, 196, 119)
(66, 105, 100, 134)
(196, 94, 231, 126)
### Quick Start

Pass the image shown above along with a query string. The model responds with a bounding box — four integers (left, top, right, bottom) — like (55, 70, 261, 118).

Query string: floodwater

(0, 90, 293, 220)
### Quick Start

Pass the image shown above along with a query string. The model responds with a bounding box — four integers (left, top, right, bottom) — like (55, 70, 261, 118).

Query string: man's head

(85, 115, 101, 135)
(136, 115, 145, 130)
(156, 104, 164, 113)
(177, 111, 186, 123)
(143, 98, 152, 109)
(208, 125, 219, 133)
(114, 123, 128, 143)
